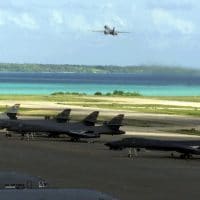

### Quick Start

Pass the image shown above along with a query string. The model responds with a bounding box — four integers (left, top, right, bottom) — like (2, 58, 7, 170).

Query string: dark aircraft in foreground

(0, 171, 47, 189)
(92, 25, 130, 36)
(0, 189, 118, 200)
(0, 171, 118, 200)
(105, 137, 200, 159)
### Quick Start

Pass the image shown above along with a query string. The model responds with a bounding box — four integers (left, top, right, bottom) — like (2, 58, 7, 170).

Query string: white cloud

(49, 8, 127, 34)
(49, 11, 90, 32)
(0, 10, 39, 30)
(152, 8, 195, 34)
(147, 0, 194, 11)
(51, 10, 64, 25)
(11, 13, 38, 30)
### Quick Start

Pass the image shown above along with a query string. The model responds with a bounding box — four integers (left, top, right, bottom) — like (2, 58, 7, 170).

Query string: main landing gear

(128, 148, 138, 158)
(180, 154, 192, 159)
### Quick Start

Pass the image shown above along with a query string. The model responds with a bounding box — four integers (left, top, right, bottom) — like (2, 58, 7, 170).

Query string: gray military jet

(7, 113, 125, 142)
(92, 25, 130, 36)
(1, 108, 71, 138)
(6, 111, 99, 140)
(55, 114, 125, 141)
(0, 108, 71, 132)
(105, 137, 200, 159)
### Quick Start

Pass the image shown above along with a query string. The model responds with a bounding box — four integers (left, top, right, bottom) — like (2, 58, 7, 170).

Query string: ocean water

(0, 72, 199, 96)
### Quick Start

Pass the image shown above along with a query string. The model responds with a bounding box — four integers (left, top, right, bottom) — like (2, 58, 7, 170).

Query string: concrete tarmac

(0, 134, 200, 200)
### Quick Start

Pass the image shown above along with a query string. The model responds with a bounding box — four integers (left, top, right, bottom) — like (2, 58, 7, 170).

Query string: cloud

(51, 10, 64, 25)
(147, 0, 194, 11)
(11, 13, 39, 30)
(152, 9, 195, 34)
(0, 10, 39, 30)
(49, 8, 127, 33)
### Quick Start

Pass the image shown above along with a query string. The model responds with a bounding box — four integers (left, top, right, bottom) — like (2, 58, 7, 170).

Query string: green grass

(1, 94, 200, 117)
(0, 94, 200, 102)
(151, 96, 200, 102)
(0, 94, 108, 102)
(168, 128, 200, 136)
(62, 103, 200, 117)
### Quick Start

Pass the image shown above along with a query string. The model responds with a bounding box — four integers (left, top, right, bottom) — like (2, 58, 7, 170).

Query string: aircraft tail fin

(55, 109, 71, 123)
(106, 114, 124, 131)
(5, 104, 20, 120)
(82, 111, 99, 126)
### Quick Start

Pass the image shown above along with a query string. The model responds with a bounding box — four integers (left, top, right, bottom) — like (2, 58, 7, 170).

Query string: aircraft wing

(91, 30, 104, 32)
(67, 130, 100, 139)
(174, 145, 200, 155)
(117, 31, 130, 33)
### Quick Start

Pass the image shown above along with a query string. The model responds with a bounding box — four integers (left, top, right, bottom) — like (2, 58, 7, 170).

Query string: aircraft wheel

(180, 154, 191, 159)
(128, 153, 132, 158)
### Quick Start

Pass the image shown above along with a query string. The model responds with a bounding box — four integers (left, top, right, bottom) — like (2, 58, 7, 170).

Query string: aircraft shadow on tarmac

(115, 153, 200, 160)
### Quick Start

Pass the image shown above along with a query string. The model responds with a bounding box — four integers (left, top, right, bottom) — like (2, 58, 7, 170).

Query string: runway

(0, 133, 200, 200)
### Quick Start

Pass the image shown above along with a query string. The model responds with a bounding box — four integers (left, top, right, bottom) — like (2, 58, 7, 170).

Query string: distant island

(0, 63, 199, 74)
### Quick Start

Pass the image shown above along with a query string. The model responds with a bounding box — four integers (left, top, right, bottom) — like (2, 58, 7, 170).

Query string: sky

(0, 0, 199, 68)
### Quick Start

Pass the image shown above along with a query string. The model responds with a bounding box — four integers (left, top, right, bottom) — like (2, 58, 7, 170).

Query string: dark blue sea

(0, 72, 199, 96)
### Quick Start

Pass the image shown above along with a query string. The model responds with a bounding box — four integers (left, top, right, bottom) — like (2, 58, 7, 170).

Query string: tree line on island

(0, 63, 199, 74)
(51, 90, 142, 97)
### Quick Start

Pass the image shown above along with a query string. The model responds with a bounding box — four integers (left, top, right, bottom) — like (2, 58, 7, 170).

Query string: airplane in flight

(105, 137, 200, 159)
(92, 25, 130, 36)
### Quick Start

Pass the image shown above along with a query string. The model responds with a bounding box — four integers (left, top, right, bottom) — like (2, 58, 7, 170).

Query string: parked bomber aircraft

(6, 111, 100, 140)
(7, 113, 125, 142)
(64, 114, 125, 141)
(0, 108, 71, 131)
(47, 111, 99, 138)
(105, 137, 200, 159)
(92, 25, 130, 36)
